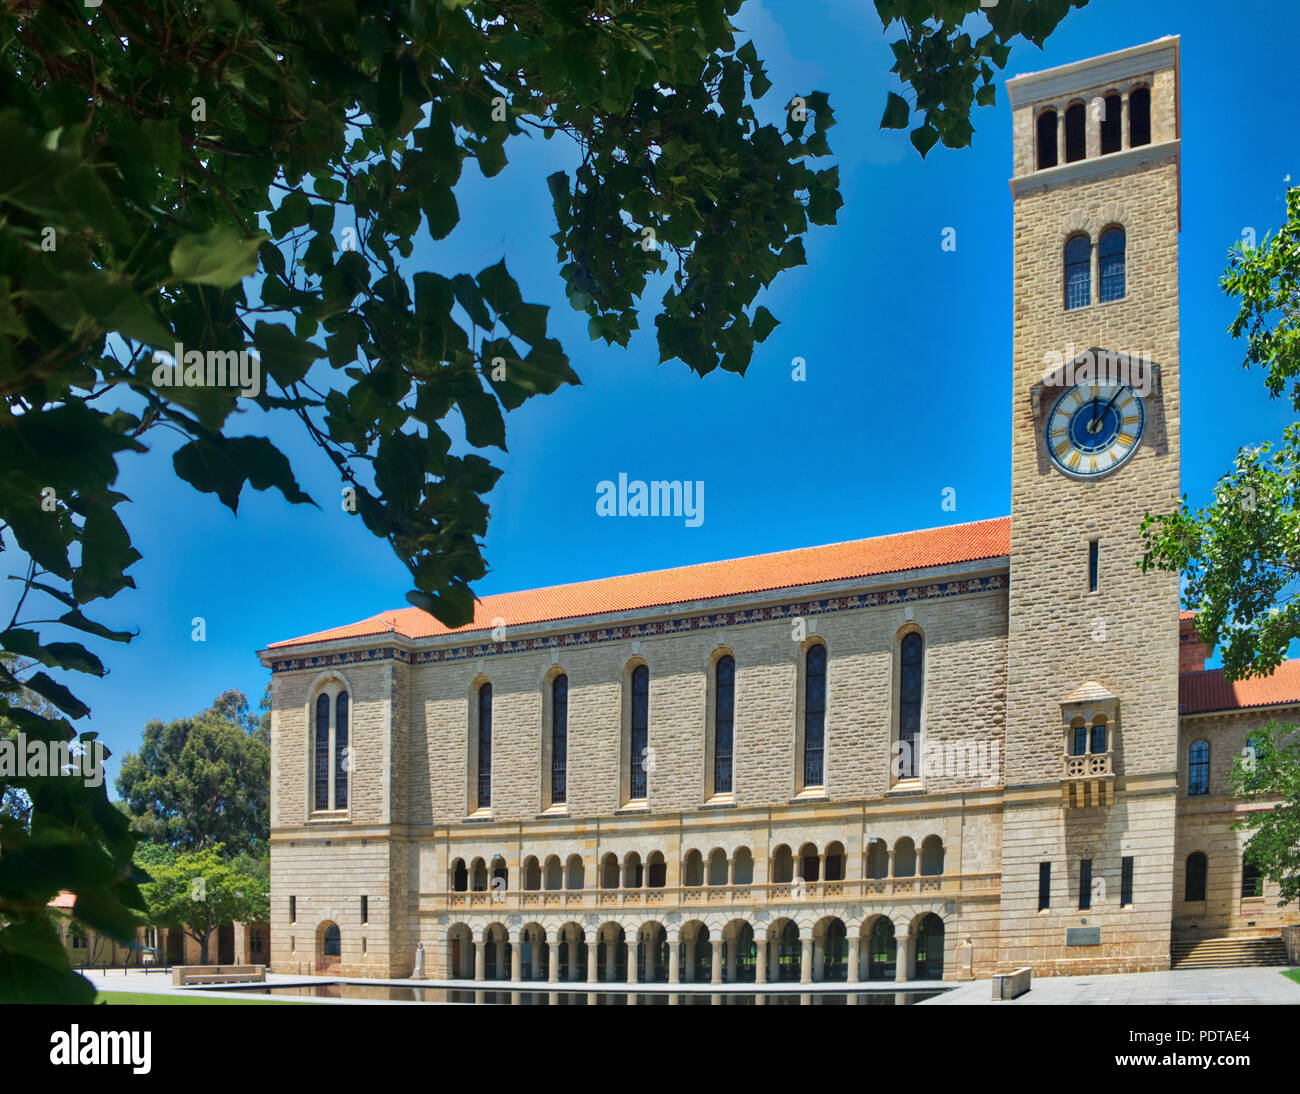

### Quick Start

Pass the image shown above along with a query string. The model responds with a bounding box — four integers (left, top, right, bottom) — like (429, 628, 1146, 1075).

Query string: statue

(413, 941, 426, 979)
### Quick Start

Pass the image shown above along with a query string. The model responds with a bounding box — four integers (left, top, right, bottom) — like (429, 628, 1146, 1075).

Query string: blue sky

(15, 0, 1299, 790)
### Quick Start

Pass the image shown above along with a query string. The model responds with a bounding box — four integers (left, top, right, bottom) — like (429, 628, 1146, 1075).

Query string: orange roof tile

(1181, 660, 1300, 714)
(270, 516, 1012, 649)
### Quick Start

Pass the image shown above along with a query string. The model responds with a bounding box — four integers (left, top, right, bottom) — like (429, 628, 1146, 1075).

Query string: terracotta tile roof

(1180, 660, 1300, 714)
(1179, 610, 1196, 621)
(270, 516, 1012, 649)
(48, 891, 76, 910)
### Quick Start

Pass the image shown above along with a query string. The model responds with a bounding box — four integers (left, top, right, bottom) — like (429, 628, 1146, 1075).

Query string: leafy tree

(116, 692, 270, 856)
(1141, 187, 1300, 679)
(1226, 723, 1300, 906)
(0, 0, 1080, 1000)
(139, 845, 269, 965)
(1141, 188, 1300, 902)
(875, 0, 1091, 156)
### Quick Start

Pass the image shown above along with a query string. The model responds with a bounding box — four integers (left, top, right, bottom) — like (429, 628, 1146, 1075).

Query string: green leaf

(881, 91, 910, 130)
(169, 227, 269, 288)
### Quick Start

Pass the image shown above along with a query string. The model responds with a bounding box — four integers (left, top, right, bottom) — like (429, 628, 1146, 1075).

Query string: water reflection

(214, 983, 942, 1005)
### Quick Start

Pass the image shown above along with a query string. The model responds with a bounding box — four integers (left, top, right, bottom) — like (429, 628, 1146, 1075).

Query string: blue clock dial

(1045, 380, 1145, 478)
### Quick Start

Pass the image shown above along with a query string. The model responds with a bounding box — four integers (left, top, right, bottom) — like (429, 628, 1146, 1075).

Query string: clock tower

(999, 38, 1183, 972)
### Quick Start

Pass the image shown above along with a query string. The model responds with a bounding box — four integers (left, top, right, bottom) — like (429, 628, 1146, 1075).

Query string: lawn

(96, 991, 305, 1005)
(1284, 970, 1300, 986)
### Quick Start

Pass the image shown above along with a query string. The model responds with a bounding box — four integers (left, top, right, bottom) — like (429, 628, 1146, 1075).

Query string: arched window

(803, 644, 827, 788)
(1188, 739, 1210, 796)
(1184, 852, 1207, 902)
(451, 858, 468, 892)
(314, 694, 330, 811)
(1241, 857, 1263, 898)
(1064, 101, 1086, 162)
(629, 664, 649, 799)
(477, 682, 493, 809)
(1090, 715, 1108, 756)
(1129, 86, 1151, 147)
(334, 692, 349, 809)
(312, 682, 351, 813)
(714, 655, 735, 795)
(551, 673, 568, 805)
(1036, 109, 1058, 169)
(1070, 718, 1087, 757)
(1100, 93, 1122, 154)
(323, 923, 341, 958)
(1065, 235, 1091, 310)
(898, 632, 923, 778)
(1099, 227, 1126, 302)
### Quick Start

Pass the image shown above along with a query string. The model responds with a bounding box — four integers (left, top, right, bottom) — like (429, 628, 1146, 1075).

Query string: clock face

(1045, 379, 1145, 478)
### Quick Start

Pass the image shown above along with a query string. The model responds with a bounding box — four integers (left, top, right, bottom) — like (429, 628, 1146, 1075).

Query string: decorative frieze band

(269, 573, 1008, 674)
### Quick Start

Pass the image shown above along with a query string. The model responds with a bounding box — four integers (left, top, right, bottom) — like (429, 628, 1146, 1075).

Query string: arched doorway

(318, 921, 341, 971)
(914, 914, 945, 979)
(821, 918, 847, 980)
(775, 920, 800, 982)
(867, 918, 896, 980)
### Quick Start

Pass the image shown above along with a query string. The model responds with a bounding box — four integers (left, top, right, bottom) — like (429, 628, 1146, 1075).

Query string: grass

(1284, 970, 1300, 986)
(95, 990, 305, 1005)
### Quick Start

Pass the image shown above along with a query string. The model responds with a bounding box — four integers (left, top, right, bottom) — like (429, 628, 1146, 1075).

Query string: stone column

(548, 939, 559, 983)
(628, 936, 639, 985)
(1057, 107, 1066, 164)
(755, 936, 767, 985)
(510, 938, 521, 983)
(474, 935, 486, 981)
(710, 939, 722, 985)
(586, 937, 598, 983)
(800, 937, 812, 984)
(668, 937, 681, 984)
(895, 932, 911, 983)
(847, 937, 861, 985)
(1122, 92, 1131, 149)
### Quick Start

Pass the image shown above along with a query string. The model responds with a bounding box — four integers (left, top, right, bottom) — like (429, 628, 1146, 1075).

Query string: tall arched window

(551, 673, 568, 805)
(1184, 852, 1207, 902)
(1188, 739, 1210, 796)
(314, 694, 330, 811)
(1129, 86, 1151, 147)
(1064, 101, 1086, 162)
(803, 644, 827, 788)
(1100, 92, 1122, 153)
(1036, 109, 1058, 169)
(714, 655, 735, 795)
(899, 632, 924, 778)
(1065, 235, 1091, 310)
(477, 682, 493, 809)
(629, 664, 649, 799)
(312, 682, 350, 813)
(334, 692, 349, 809)
(1099, 227, 1126, 302)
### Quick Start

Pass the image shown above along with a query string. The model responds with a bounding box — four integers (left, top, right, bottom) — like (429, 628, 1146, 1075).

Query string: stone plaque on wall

(1066, 926, 1101, 946)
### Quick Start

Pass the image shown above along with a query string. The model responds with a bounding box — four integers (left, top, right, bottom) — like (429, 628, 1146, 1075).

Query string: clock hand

(1089, 387, 1123, 433)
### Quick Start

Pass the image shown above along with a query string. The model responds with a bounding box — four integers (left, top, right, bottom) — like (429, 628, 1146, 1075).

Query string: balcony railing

(1063, 751, 1112, 780)
(428, 871, 999, 914)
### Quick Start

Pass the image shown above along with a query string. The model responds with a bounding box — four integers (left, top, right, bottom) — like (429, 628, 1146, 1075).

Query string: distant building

(49, 891, 269, 968)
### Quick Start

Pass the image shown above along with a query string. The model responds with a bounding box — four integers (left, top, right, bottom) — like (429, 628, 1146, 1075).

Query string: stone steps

(1170, 936, 1290, 969)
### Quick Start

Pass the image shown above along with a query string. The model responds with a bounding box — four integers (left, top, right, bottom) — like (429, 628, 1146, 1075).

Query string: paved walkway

(922, 966, 1300, 1005)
